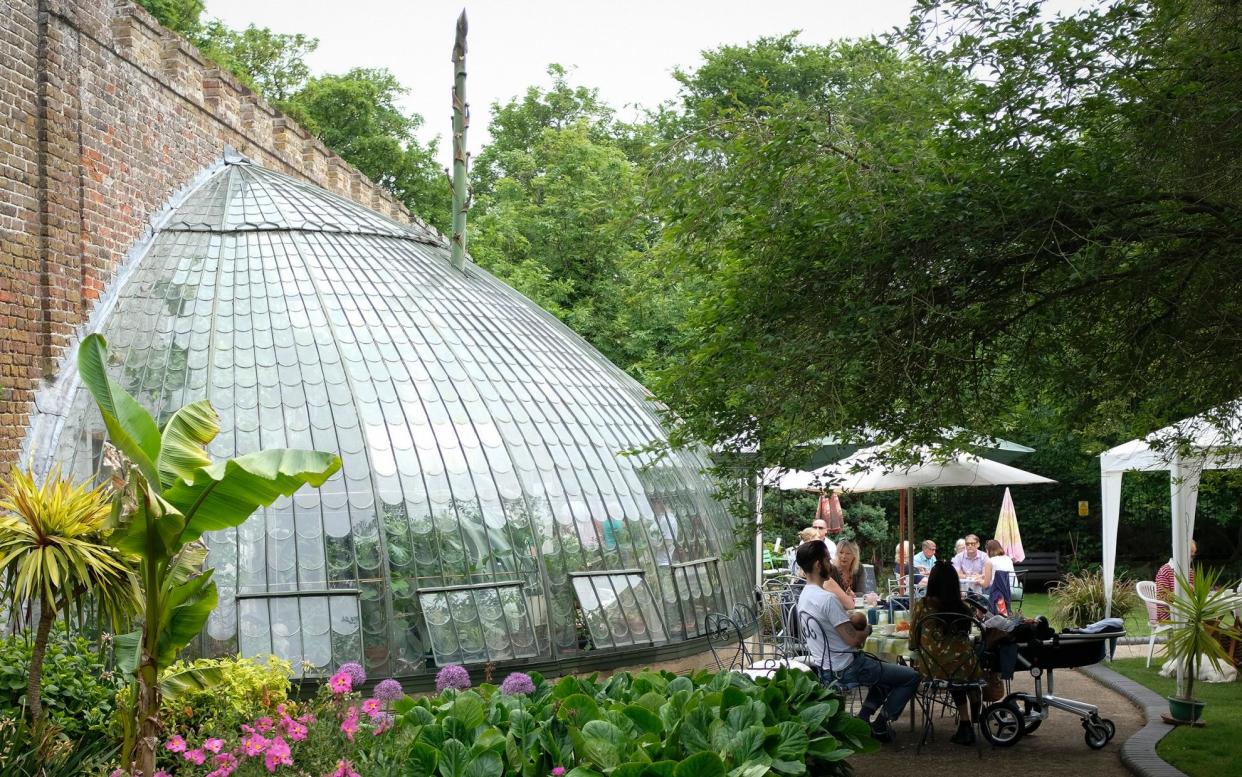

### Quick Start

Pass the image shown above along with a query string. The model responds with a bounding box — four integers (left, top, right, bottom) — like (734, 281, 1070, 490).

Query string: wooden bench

(1014, 552, 1060, 589)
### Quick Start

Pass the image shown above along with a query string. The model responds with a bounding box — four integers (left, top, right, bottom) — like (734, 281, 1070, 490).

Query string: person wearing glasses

(813, 518, 838, 561)
(952, 534, 986, 588)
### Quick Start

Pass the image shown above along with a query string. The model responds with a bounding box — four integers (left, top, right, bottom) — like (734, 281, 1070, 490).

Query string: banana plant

(77, 334, 342, 775)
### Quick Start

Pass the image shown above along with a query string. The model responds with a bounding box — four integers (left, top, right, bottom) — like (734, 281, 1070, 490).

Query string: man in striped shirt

(1155, 540, 1197, 621)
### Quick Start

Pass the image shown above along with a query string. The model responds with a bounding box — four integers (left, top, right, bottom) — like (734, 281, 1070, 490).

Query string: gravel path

(854, 667, 1144, 776)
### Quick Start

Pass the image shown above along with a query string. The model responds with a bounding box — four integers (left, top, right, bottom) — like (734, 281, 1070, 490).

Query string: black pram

(979, 619, 1123, 750)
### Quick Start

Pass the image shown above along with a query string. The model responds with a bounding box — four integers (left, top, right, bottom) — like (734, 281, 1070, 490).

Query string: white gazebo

(1100, 403, 1242, 617)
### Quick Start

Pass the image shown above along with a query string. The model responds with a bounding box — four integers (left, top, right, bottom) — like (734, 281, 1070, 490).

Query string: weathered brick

(0, 0, 413, 474)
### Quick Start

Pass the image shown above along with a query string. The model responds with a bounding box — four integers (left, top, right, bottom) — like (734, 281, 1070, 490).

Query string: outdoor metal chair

(1136, 580, 1174, 667)
(798, 610, 868, 712)
(910, 611, 986, 755)
(707, 611, 812, 678)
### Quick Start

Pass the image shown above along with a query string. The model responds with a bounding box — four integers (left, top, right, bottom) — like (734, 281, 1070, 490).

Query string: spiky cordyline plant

(0, 466, 139, 732)
(1165, 565, 1242, 702)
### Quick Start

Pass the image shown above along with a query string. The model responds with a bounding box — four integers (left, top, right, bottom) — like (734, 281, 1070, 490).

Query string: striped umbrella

(994, 487, 1026, 563)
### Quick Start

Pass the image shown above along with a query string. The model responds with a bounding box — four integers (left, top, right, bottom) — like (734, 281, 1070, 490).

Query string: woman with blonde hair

(835, 539, 864, 597)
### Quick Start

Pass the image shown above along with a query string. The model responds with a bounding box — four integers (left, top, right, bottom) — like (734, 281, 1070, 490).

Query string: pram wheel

(1083, 719, 1109, 750)
(981, 701, 1026, 748)
(1002, 694, 1045, 734)
(1096, 717, 1116, 741)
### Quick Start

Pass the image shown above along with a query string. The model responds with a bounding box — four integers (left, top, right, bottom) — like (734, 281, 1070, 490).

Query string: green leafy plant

(1048, 569, 1138, 628)
(0, 713, 119, 777)
(0, 467, 139, 735)
(76, 333, 342, 774)
(159, 654, 293, 739)
(0, 628, 125, 743)
(1165, 566, 1242, 703)
(394, 667, 876, 777)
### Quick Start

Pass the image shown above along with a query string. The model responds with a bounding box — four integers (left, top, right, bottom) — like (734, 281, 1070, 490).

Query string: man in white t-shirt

(813, 518, 838, 560)
(796, 541, 919, 744)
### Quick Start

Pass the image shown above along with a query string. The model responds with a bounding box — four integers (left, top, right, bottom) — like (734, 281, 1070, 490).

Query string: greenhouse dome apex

(28, 156, 748, 679)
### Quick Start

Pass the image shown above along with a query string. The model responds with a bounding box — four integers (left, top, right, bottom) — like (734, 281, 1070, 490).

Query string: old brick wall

(0, 0, 434, 472)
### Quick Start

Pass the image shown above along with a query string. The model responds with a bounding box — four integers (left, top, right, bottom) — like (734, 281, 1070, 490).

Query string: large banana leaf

(157, 400, 219, 490)
(156, 570, 217, 667)
(77, 335, 162, 486)
(164, 449, 342, 543)
(158, 663, 227, 700)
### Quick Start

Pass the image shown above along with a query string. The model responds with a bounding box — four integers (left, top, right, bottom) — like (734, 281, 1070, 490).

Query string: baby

(849, 611, 869, 630)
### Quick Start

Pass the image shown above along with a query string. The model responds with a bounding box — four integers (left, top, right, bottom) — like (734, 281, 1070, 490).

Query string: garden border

(1080, 664, 1188, 777)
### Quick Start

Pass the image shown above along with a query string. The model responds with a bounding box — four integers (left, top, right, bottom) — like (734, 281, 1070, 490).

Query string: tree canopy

(649, 0, 1242, 465)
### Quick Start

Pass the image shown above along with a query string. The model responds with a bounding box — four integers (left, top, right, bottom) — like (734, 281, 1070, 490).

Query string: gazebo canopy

(1100, 402, 1242, 615)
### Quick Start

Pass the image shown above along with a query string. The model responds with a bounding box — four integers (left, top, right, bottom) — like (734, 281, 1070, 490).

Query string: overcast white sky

(206, 0, 918, 166)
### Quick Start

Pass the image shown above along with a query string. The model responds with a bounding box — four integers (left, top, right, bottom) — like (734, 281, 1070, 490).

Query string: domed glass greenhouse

(27, 158, 750, 679)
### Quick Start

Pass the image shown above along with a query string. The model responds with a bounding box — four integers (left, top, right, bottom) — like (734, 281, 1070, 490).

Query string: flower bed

(119, 663, 874, 777)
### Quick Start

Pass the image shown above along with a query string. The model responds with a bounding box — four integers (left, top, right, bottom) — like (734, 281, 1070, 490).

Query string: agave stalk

(0, 467, 139, 734)
(1165, 565, 1242, 701)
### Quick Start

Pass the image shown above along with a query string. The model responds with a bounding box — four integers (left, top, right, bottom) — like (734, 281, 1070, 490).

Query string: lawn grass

(1017, 591, 1152, 636)
(1108, 657, 1242, 777)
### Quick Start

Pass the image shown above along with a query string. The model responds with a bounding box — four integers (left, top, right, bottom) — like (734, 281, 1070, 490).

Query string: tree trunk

(26, 601, 54, 731)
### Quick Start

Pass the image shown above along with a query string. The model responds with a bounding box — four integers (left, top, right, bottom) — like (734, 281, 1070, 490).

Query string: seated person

(1155, 540, 1197, 621)
(912, 540, 937, 584)
(911, 561, 984, 745)
(980, 539, 1015, 616)
(893, 540, 912, 577)
(834, 539, 865, 598)
(797, 541, 920, 744)
(952, 534, 986, 587)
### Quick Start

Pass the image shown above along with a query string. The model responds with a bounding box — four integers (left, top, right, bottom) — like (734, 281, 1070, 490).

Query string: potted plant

(1163, 566, 1242, 723)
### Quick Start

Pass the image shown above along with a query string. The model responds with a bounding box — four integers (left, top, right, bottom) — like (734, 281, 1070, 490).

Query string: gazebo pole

(907, 489, 916, 600)
(897, 489, 907, 596)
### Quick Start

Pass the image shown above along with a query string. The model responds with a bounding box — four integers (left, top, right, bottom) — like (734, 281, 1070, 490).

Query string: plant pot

(1166, 696, 1205, 723)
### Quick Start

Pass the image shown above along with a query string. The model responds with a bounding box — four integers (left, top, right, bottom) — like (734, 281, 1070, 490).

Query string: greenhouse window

(570, 570, 668, 649)
(236, 590, 362, 676)
(417, 581, 539, 666)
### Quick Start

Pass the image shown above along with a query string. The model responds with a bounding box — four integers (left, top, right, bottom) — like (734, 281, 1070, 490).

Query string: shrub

(160, 655, 292, 739)
(0, 629, 124, 741)
(1049, 569, 1139, 628)
(394, 667, 876, 777)
(0, 713, 119, 777)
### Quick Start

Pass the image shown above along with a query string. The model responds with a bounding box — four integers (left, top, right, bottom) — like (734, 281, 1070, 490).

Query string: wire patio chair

(910, 611, 986, 755)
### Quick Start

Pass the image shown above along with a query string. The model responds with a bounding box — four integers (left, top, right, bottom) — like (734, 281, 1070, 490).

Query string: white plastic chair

(1136, 580, 1174, 667)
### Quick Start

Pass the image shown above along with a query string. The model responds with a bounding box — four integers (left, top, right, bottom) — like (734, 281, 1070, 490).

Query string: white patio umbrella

(778, 443, 1054, 493)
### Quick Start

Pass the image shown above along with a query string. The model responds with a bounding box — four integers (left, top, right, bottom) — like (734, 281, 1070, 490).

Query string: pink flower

(240, 732, 270, 756)
(264, 736, 293, 772)
(362, 697, 382, 717)
(254, 716, 274, 733)
(154, 772, 171, 777)
(183, 748, 207, 765)
(282, 715, 308, 741)
(552, 768, 566, 777)
(297, 711, 317, 726)
(276, 703, 288, 715)
(329, 671, 352, 694)
(214, 752, 238, 769)
(340, 706, 360, 741)
(165, 735, 187, 753)
(203, 738, 225, 754)
(331, 760, 361, 777)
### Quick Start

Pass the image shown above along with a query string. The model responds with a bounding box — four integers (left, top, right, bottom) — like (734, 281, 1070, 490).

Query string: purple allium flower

(375, 678, 404, 701)
(435, 664, 472, 692)
(338, 661, 367, 687)
(500, 672, 536, 695)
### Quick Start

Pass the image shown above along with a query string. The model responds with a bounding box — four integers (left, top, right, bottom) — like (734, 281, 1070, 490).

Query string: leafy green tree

(283, 68, 449, 232)
(76, 334, 341, 775)
(469, 67, 680, 376)
(648, 0, 1242, 467)
(135, 0, 205, 35)
(0, 469, 139, 736)
(196, 22, 318, 101)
